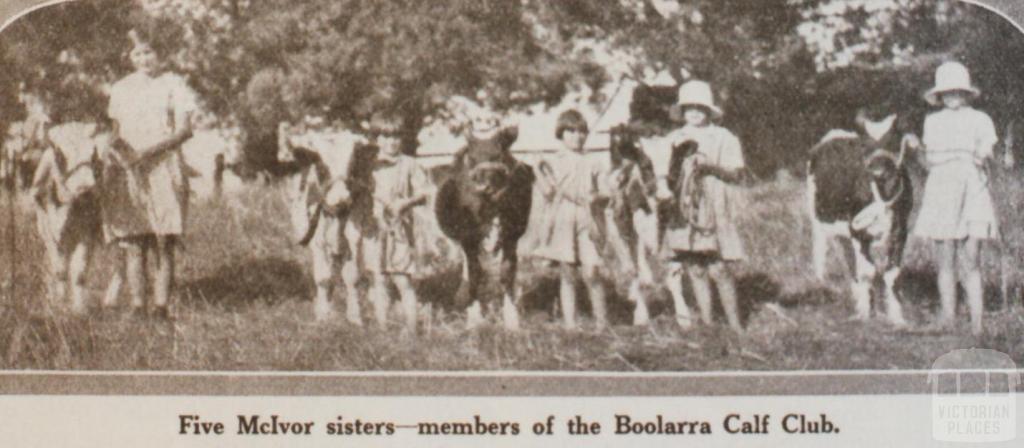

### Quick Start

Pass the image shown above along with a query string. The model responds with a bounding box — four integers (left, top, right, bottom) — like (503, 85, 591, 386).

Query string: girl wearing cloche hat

(649, 80, 746, 333)
(914, 61, 999, 335)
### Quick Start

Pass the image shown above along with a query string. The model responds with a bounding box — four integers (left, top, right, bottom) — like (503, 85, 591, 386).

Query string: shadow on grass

(181, 257, 312, 308)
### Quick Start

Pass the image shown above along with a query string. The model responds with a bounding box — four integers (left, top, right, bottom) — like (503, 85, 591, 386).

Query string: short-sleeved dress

(530, 148, 607, 267)
(348, 153, 434, 275)
(650, 124, 747, 261)
(913, 107, 999, 240)
(103, 71, 198, 242)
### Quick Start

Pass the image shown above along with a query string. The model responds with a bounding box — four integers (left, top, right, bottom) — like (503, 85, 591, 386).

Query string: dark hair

(555, 109, 588, 139)
(680, 104, 713, 118)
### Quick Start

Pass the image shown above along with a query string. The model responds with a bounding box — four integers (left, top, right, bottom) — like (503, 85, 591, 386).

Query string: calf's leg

(101, 250, 125, 308)
(850, 239, 874, 320)
(882, 266, 906, 326)
(462, 245, 486, 329)
(67, 241, 92, 314)
(808, 178, 829, 281)
(499, 240, 520, 331)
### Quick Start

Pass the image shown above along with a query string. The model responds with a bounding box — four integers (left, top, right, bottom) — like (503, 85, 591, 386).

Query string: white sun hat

(674, 80, 723, 119)
(924, 61, 980, 106)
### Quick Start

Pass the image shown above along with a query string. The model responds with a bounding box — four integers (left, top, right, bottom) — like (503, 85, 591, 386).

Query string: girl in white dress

(102, 29, 197, 319)
(655, 80, 746, 332)
(914, 62, 999, 335)
(533, 109, 610, 330)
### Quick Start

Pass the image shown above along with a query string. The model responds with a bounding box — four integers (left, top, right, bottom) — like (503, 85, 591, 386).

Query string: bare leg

(630, 280, 650, 326)
(935, 240, 957, 325)
(960, 238, 983, 335)
(340, 258, 362, 326)
(36, 207, 65, 303)
(687, 261, 715, 326)
(310, 238, 336, 322)
(393, 274, 418, 336)
(152, 236, 175, 318)
(559, 263, 578, 330)
(709, 261, 742, 332)
(664, 261, 693, 329)
(582, 264, 608, 330)
(370, 273, 390, 329)
(124, 241, 148, 312)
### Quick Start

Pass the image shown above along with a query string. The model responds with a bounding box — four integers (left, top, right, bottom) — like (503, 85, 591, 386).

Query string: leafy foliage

(2, 0, 1023, 173)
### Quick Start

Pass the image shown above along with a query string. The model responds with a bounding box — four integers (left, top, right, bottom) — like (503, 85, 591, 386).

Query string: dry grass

(2, 169, 1024, 371)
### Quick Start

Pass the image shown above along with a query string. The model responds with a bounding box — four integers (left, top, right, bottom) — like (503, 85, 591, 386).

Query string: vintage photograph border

(1, 0, 1023, 396)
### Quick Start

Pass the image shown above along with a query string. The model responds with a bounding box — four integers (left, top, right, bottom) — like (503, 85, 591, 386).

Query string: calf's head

(459, 126, 518, 200)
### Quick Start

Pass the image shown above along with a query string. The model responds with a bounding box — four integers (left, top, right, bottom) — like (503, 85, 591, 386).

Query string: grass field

(2, 167, 1023, 371)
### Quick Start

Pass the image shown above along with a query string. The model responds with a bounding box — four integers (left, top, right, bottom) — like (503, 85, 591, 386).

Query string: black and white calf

(807, 113, 918, 324)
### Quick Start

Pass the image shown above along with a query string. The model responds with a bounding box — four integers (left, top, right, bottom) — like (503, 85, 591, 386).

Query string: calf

(30, 122, 112, 313)
(807, 114, 917, 324)
(605, 126, 660, 325)
(278, 123, 376, 323)
(435, 126, 533, 329)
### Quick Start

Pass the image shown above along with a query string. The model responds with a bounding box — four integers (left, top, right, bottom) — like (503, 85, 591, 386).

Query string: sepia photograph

(1, 0, 1023, 381)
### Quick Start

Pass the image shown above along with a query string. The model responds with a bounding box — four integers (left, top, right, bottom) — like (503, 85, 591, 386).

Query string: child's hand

(693, 164, 715, 178)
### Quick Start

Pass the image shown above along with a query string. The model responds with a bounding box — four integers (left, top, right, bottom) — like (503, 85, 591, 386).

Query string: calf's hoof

(346, 311, 363, 327)
(502, 296, 520, 331)
(151, 306, 172, 321)
(314, 304, 335, 323)
(69, 302, 88, 316)
(675, 314, 694, 330)
(886, 313, 908, 327)
(466, 302, 485, 330)
(633, 301, 650, 326)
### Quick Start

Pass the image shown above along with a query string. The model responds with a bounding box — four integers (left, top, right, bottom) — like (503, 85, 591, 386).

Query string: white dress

(530, 148, 608, 267)
(645, 124, 747, 261)
(913, 107, 999, 240)
(103, 71, 198, 241)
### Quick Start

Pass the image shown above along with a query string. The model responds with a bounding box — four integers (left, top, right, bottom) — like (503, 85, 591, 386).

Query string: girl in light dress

(914, 62, 1000, 335)
(102, 28, 198, 318)
(532, 109, 610, 330)
(654, 80, 746, 332)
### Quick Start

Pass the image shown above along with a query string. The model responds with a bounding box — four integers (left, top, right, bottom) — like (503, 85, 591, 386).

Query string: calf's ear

(498, 126, 519, 151)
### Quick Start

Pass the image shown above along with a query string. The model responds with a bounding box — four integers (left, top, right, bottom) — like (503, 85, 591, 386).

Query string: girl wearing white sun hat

(648, 79, 745, 333)
(914, 61, 999, 335)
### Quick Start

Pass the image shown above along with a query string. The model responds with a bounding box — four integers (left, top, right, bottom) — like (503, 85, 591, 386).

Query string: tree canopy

(2, 0, 1023, 174)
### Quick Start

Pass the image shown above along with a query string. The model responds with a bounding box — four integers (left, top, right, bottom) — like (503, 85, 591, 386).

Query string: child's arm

(393, 160, 434, 216)
(695, 132, 745, 184)
(131, 112, 194, 165)
(694, 164, 744, 183)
